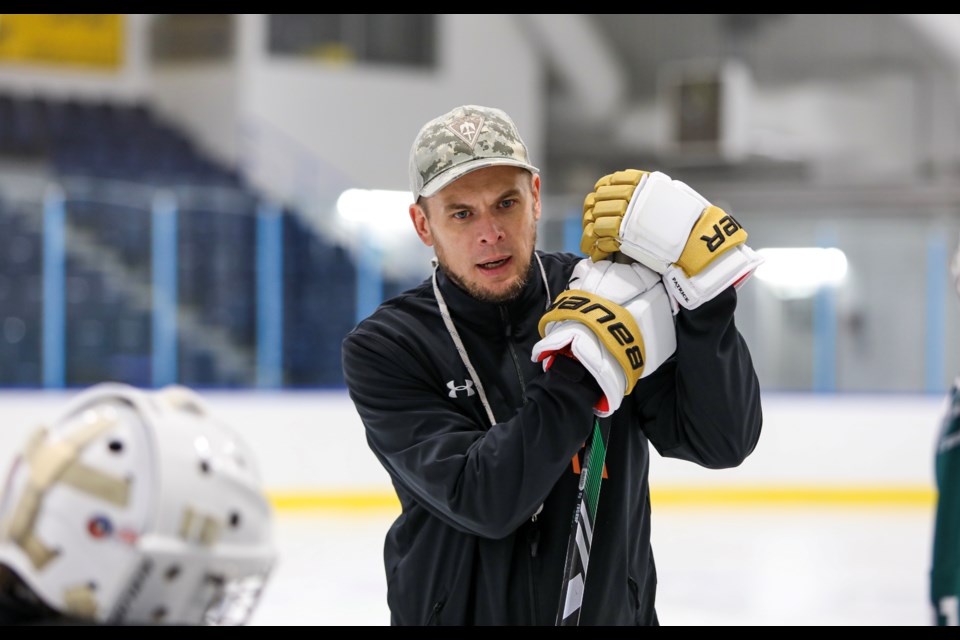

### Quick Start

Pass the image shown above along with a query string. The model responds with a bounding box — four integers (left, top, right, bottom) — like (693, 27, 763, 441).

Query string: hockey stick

(556, 415, 612, 626)
(554, 246, 634, 625)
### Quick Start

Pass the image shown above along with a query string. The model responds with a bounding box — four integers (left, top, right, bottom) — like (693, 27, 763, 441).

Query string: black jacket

(341, 250, 762, 625)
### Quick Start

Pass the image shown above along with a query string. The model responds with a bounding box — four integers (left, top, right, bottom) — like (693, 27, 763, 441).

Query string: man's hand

(532, 259, 676, 417)
(580, 169, 764, 310)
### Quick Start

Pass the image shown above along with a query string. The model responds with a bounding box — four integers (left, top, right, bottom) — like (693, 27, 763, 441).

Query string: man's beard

(439, 249, 536, 304)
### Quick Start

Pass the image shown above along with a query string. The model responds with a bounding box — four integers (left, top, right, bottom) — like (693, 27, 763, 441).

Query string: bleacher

(283, 212, 358, 387)
(0, 91, 394, 389)
(0, 201, 42, 386)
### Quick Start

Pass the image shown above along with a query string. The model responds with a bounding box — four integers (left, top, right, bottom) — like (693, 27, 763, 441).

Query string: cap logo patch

(446, 114, 485, 149)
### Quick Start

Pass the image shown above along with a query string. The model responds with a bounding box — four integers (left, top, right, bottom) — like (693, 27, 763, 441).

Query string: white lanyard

(432, 252, 552, 427)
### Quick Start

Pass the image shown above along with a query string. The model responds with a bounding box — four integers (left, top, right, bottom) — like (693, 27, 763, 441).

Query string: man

(342, 104, 763, 625)
(0, 382, 276, 625)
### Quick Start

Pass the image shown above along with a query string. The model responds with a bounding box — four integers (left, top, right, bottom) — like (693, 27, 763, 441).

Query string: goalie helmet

(0, 383, 276, 625)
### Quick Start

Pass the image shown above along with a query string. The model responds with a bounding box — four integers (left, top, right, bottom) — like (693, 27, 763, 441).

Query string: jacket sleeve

(342, 329, 599, 539)
(631, 285, 763, 468)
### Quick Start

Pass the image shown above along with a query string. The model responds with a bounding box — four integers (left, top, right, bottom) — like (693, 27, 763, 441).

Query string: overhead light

(335, 189, 413, 246)
(754, 247, 848, 300)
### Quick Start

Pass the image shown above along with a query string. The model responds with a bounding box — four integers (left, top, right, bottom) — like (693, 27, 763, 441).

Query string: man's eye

(452, 210, 470, 220)
(499, 199, 516, 209)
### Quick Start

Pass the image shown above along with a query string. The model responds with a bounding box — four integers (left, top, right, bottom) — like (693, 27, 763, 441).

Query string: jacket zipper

(503, 304, 540, 623)
(499, 306, 526, 405)
(426, 599, 444, 625)
(527, 517, 540, 625)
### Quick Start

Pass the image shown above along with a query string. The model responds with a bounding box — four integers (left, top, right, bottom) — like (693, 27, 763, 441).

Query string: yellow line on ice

(267, 486, 936, 513)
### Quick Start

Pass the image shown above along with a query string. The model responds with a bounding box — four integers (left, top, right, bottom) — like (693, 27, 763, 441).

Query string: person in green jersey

(931, 235, 960, 626)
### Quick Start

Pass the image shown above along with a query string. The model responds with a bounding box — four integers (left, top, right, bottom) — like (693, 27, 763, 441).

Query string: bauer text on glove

(580, 169, 764, 310)
(531, 259, 676, 417)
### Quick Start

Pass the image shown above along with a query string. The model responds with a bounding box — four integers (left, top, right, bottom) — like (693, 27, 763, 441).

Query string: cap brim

(419, 158, 540, 199)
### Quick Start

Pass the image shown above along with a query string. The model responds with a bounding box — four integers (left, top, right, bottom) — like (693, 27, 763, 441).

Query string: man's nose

(477, 214, 505, 244)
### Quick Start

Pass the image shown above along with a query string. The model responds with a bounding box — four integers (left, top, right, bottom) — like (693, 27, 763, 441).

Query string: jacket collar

(434, 252, 550, 335)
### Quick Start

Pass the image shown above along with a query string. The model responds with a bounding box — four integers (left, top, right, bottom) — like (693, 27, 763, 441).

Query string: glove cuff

(664, 245, 764, 310)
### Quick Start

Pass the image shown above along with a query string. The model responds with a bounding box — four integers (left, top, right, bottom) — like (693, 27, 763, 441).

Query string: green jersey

(932, 380, 960, 625)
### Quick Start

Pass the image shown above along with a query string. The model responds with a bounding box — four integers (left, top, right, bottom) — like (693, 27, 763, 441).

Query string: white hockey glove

(532, 259, 676, 417)
(580, 169, 764, 310)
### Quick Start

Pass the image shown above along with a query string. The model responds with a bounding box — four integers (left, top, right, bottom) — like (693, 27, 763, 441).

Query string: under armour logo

(447, 380, 475, 398)
(446, 115, 485, 148)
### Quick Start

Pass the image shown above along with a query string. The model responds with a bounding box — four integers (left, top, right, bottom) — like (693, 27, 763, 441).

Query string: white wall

(650, 392, 943, 490)
(150, 63, 240, 166)
(757, 73, 919, 183)
(0, 390, 943, 498)
(0, 15, 543, 203)
(617, 70, 919, 181)
(0, 16, 922, 199)
(238, 14, 544, 209)
(146, 14, 546, 210)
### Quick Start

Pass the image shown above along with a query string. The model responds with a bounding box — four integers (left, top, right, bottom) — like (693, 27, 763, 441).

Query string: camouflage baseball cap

(409, 105, 539, 201)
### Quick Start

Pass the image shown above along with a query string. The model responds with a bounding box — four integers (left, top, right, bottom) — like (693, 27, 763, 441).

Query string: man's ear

(410, 203, 433, 247)
(532, 173, 542, 222)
